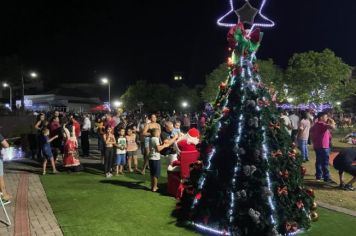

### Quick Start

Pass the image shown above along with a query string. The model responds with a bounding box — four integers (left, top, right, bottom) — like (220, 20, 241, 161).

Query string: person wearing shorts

(126, 127, 139, 172)
(116, 128, 127, 175)
(41, 129, 59, 175)
(148, 129, 168, 192)
(333, 148, 356, 191)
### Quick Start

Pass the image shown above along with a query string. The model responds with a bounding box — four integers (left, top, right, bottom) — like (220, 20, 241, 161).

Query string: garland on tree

(176, 22, 318, 236)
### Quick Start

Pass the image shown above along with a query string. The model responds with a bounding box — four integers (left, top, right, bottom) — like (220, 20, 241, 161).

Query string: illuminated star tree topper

(217, 0, 275, 32)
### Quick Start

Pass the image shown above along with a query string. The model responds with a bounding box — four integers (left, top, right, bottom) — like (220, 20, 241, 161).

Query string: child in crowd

(104, 126, 116, 178)
(149, 128, 169, 192)
(116, 128, 127, 175)
(172, 120, 182, 136)
(41, 128, 59, 175)
(126, 127, 139, 172)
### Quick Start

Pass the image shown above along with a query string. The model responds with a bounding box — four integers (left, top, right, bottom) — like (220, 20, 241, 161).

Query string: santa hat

(186, 128, 200, 145)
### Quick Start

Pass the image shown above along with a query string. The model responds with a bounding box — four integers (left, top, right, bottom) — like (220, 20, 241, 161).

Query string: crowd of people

(279, 109, 356, 190)
(0, 107, 355, 205)
(26, 110, 207, 192)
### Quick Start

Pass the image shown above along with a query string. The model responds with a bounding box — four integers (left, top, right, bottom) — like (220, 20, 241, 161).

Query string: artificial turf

(41, 161, 356, 236)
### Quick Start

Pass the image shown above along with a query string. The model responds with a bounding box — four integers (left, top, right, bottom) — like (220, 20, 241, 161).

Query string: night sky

(1, 0, 356, 97)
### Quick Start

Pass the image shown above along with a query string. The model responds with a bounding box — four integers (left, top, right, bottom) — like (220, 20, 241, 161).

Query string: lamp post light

(2, 83, 12, 111)
(101, 77, 111, 106)
(181, 101, 189, 109)
(21, 68, 38, 109)
(113, 100, 122, 108)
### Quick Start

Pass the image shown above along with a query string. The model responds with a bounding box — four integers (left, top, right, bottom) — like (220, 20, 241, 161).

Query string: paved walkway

(0, 160, 63, 236)
(0, 138, 103, 236)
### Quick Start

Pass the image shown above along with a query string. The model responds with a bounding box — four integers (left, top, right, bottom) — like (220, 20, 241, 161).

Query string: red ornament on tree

(279, 170, 289, 179)
(195, 192, 202, 200)
(219, 82, 227, 90)
(223, 107, 230, 116)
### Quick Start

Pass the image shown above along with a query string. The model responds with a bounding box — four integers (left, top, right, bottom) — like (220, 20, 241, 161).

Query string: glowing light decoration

(250, 0, 275, 32)
(217, 0, 236, 27)
(217, 0, 275, 32)
(192, 222, 231, 235)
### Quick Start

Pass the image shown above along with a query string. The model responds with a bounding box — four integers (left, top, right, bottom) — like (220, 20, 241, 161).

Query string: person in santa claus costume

(167, 128, 200, 172)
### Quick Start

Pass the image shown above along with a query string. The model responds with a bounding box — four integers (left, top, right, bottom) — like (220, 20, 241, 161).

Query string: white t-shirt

(289, 114, 300, 130)
(116, 137, 127, 154)
(149, 137, 161, 160)
(281, 115, 292, 135)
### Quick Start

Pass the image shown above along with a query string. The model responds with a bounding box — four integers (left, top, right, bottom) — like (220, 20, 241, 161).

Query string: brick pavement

(0, 160, 63, 236)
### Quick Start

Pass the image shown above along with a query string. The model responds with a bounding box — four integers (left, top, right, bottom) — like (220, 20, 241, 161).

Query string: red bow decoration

(285, 222, 298, 232)
(271, 150, 283, 158)
(227, 25, 238, 48)
(227, 23, 247, 47)
(279, 170, 289, 178)
(269, 122, 281, 130)
(277, 186, 288, 196)
(288, 151, 296, 160)
(249, 28, 261, 44)
(296, 200, 304, 209)
(258, 98, 270, 107)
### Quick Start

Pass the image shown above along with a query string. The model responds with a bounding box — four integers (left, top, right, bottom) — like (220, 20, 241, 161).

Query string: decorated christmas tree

(178, 1, 318, 235)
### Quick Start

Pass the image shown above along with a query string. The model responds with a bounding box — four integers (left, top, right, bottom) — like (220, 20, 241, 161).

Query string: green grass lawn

(41, 160, 356, 236)
(303, 135, 356, 211)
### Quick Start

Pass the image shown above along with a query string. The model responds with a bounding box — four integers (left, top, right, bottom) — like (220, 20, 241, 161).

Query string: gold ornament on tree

(310, 202, 318, 211)
(310, 211, 319, 222)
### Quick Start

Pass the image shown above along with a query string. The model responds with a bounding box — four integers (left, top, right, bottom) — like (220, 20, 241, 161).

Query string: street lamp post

(101, 78, 111, 106)
(137, 102, 144, 114)
(3, 83, 12, 111)
(20, 67, 38, 109)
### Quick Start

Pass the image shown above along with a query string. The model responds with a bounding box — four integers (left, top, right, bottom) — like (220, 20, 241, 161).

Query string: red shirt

(72, 120, 81, 137)
(105, 118, 116, 129)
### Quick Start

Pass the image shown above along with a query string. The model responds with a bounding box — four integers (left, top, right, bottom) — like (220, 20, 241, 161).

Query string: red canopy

(90, 104, 110, 112)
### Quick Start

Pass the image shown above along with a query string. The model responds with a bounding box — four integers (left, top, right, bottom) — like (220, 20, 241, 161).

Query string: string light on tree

(178, 1, 316, 235)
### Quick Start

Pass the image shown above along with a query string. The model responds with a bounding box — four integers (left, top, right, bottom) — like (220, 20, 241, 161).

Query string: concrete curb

(318, 201, 356, 217)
